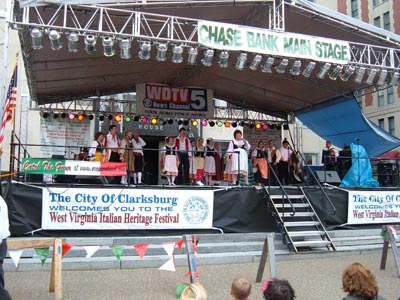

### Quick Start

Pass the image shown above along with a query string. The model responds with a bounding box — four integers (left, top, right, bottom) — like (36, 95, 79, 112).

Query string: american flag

(0, 65, 18, 145)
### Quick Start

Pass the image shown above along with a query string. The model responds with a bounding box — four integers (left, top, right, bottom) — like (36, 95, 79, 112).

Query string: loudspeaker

(314, 170, 341, 185)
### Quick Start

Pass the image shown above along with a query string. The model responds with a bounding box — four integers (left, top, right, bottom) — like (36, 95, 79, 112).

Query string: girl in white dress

(226, 130, 251, 185)
(204, 138, 216, 185)
(161, 136, 179, 185)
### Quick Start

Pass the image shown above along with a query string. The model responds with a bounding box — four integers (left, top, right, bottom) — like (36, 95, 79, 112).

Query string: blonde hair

(181, 282, 208, 300)
(231, 277, 252, 300)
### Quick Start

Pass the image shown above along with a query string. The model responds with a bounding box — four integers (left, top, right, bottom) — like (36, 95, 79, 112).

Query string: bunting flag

(175, 239, 183, 250)
(134, 244, 149, 259)
(62, 243, 73, 256)
(34, 247, 49, 265)
(389, 225, 398, 240)
(0, 64, 18, 145)
(162, 242, 176, 257)
(8, 249, 24, 268)
(110, 246, 124, 260)
(84, 246, 100, 258)
(158, 258, 176, 272)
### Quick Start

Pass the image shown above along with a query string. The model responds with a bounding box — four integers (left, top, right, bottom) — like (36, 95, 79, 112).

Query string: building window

(377, 89, 384, 106)
(373, 0, 379, 6)
(374, 16, 381, 28)
(378, 118, 385, 129)
(383, 12, 390, 31)
(388, 117, 395, 135)
(351, 0, 358, 18)
(387, 86, 394, 104)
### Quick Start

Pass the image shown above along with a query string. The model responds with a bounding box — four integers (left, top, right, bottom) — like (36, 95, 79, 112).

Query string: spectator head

(342, 262, 378, 299)
(262, 278, 295, 300)
(231, 277, 252, 300)
(180, 282, 207, 300)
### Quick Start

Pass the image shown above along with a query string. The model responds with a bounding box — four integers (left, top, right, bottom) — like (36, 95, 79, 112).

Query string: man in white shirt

(104, 124, 123, 184)
(274, 139, 293, 185)
(0, 196, 12, 300)
(175, 128, 192, 185)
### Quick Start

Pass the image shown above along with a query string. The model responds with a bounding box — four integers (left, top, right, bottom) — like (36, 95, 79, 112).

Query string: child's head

(180, 282, 207, 300)
(231, 277, 252, 300)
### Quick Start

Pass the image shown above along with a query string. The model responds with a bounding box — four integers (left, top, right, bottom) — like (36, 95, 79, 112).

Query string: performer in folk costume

(194, 137, 205, 185)
(204, 138, 216, 185)
(274, 139, 293, 185)
(189, 140, 197, 182)
(104, 124, 123, 184)
(161, 136, 179, 186)
(212, 142, 224, 185)
(121, 129, 135, 184)
(226, 130, 251, 185)
(131, 130, 146, 184)
(89, 131, 105, 162)
(175, 127, 192, 185)
(252, 140, 268, 185)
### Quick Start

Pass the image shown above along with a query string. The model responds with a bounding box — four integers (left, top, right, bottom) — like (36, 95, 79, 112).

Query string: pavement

(3, 250, 400, 300)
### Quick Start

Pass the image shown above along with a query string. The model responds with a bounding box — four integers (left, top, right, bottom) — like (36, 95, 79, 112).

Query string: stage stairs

(266, 186, 336, 253)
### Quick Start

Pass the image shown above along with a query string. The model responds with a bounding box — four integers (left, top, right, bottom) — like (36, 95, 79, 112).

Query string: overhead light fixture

(235, 53, 247, 70)
(328, 65, 343, 80)
(201, 119, 208, 126)
(139, 41, 151, 60)
(249, 123, 255, 129)
(290, 60, 301, 76)
(108, 114, 113, 120)
(275, 58, 288, 74)
(99, 115, 105, 121)
(119, 38, 132, 59)
(365, 68, 378, 85)
(376, 69, 388, 86)
(68, 113, 75, 120)
(53, 113, 59, 119)
(191, 120, 198, 127)
(42, 112, 49, 119)
(114, 115, 122, 122)
(67, 32, 79, 53)
(269, 124, 276, 130)
(30, 28, 43, 50)
(156, 43, 167, 62)
(88, 114, 94, 120)
(316, 63, 331, 79)
(48, 30, 62, 50)
(231, 121, 238, 128)
(124, 116, 131, 122)
(187, 47, 198, 65)
(172, 45, 183, 63)
(77, 114, 85, 121)
(390, 71, 400, 86)
(142, 117, 148, 123)
(239, 120, 245, 127)
(133, 116, 140, 122)
(102, 36, 115, 57)
(255, 123, 262, 130)
(202, 49, 214, 67)
(354, 66, 366, 83)
(249, 55, 262, 71)
(183, 120, 189, 126)
(218, 51, 229, 68)
(263, 124, 269, 130)
(261, 57, 274, 73)
(151, 118, 157, 125)
(177, 120, 183, 125)
(61, 112, 67, 119)
(302, 62, 316, 77)
(209, 121, 215, 127)
(84, 34, 97, 54)
(339, 65, 355, 81)
(217, 120, 223, 127)
(224, 121, 231, 128)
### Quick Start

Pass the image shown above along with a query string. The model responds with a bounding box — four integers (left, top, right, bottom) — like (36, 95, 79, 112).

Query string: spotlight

(269, 124, 276, 130)
(102, 36, 115, 57)
(302, 62, 316, 77)
(316, 63, 331, 79)
(231, 121, 238, 128)
(172, 45, 183, 63)
(209, 121, 215, 127)
(53, 113, 59, 119)
(276, 124, 282, 130)
(84, 34, 97, 54)
(151, 118, 157, 125)
(339, 65, 355, 81)
(61, 112, 67, 119)
(108, 114, 113, 121)
(202, 49, 214, 67)
(156, 43, 167, 62)
(239, 120, 245, 127)
(114, 114, 122, 122)
(224, 121, 231, 128)
(328, 65, 343, 80)
(275, 59, 288, 74)
(88, 114, 94, 120)
(255, 123, 262, 130)
(191, 120, 198, 127)
(354, 67, 366, 83)
(68, 113, 75, 120)
(67, 32, 79, 53)
(139, 41, 151, 60)
(183, 120, 189, 126)
(218, 51, 229, 68)
(249, 54, 262, 71)
(217, 120, 223, 127)
(290, 60, 301, 76)
(49, 30, 62, 50)
(124, 116, 131, 122)
(178, 120, 183, 125)
(187, 47, 198, 65)
(142, 117, 148, 123)
(133, 116, 140, 122)
(119, 38, 132, 59)
(42, 112, 49, 119)
(283, 124, 289, 130)
(77, 114, 85, 121)
(365, 68, 378, 85)
(99, 115, 105, 121)
(249, 123, 255, 129)
(390, 71, 400, 86)
(262, 124, 269, 130)
(30, 28, 43, 50)
(201, 119, 208, 126)
(168, 119, 174, 124)
(235, 53, 247, 70)
(261, 57, 274, 73)
(376, 69, 388, 86)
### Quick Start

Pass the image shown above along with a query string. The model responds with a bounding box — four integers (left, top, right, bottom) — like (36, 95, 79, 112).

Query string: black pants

(176, 152, 190, 185)
(278, 161, 290, 185)
(0, 239, 11, 300)
(108, 151, 122, 184)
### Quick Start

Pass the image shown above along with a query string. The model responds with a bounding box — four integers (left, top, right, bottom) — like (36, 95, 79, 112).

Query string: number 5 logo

(190, 89, 207, 111)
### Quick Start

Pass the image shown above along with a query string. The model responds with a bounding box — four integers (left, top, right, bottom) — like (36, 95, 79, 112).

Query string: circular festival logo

(182, 196, 209, 224)
(143, 98, 153, 108)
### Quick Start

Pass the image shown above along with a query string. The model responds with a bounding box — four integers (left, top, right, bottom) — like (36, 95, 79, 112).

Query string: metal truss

(10, 1, 400, 70)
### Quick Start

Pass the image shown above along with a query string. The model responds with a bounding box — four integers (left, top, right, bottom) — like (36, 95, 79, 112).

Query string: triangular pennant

(389, 225, 398, 240)
(8, 249, 23, 268)
(134, 244, 149, 259)
(162, 242, 175, 257)
(84, 246, 100, 258)
(175, 240, 183, 250)
(158, 258, 175, 272)
(110, 246, 124, 260)
(193, 235, 198, 253)
(176, 283, 188, 298)
(62, 243, 73, 256)
(380, 230, 387, 240)
(34, 247, 49, 265)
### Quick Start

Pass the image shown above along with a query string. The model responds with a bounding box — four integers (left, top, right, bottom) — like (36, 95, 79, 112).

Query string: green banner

(21, 158, 68, 175)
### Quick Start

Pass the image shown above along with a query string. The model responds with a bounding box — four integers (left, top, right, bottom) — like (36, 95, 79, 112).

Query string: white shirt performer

(131, 131, 147, 184)
(0, 195, 12, 300)
(226, 129, 251, 185)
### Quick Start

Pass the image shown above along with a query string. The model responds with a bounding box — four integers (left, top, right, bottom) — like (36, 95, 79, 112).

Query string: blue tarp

(295, 97, 400, 158)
